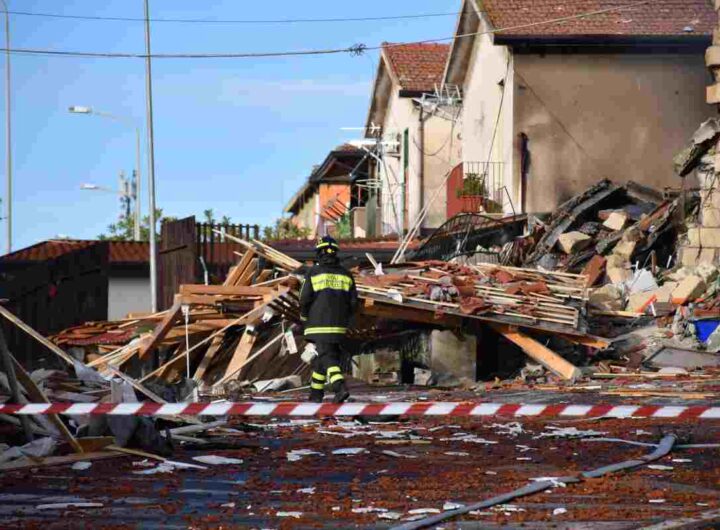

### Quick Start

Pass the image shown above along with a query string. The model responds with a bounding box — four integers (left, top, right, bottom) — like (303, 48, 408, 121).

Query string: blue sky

(3, 0, 458, 252)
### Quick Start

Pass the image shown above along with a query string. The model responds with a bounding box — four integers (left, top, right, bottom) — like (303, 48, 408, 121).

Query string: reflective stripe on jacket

(299, 257, 358, 343)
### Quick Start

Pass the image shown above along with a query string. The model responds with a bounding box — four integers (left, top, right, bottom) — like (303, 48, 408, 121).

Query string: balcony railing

(462, 161, 505, 205)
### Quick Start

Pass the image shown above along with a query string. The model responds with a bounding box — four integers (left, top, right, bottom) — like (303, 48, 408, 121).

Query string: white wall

(378, 93, 414, 235)
(377, 91, 462, 234)
(459, 14, 516, 212)
(108, 276, 151, 320)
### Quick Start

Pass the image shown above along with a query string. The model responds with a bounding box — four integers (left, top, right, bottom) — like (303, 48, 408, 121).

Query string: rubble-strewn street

(3, 0, 720, 528)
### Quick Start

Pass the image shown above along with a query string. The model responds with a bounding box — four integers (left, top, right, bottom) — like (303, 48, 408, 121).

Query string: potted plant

(456, 172, 488, 212)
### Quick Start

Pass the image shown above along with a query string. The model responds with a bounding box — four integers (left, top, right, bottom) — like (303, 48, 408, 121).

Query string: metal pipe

(1, 0, 11, 254)
(143, 0, 158, 312)
(392, 435, 677, 530)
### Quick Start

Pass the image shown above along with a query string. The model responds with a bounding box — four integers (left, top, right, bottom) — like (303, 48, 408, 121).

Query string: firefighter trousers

(309, 342, 345, 397)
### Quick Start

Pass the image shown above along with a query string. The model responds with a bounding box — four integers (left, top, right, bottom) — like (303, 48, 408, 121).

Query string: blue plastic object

(693, 319, 720, 343)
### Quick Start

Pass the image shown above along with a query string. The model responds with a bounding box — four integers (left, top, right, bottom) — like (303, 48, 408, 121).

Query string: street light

(80, 171, 138, 231)
(1, 0, 11, 255)
(68, 106, 142, 242)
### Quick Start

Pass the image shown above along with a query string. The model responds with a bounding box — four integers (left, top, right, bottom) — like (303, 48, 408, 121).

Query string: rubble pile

(2, 158, 720, 471)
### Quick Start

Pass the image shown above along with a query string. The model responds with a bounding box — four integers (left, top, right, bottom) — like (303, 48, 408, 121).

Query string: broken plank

(214, 330, 285, 387)
(555, 333, 610, 350)
(491, 324, 582, 382)
(75, 436, 115, 452)
(218, 330, 258, 384)
(138, 302, 182, 360)
(179, 284, 273, 296)
(0, 451, 124, 472)
(139, 300, 275, 384)
(192, 334, 225, 383)
(224, 249, 256, 286)
(236, 258, 258, 286)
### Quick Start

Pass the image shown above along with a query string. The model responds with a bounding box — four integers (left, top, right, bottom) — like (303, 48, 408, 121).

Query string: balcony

(447, 161, 506, 219)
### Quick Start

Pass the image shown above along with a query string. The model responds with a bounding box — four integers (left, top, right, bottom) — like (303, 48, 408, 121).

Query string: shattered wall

(513, 53, 710, 214)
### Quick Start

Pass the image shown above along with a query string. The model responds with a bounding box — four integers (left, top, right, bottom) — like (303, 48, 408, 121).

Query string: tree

(97, 209, 176, 241)
(262, 217, 311, 241)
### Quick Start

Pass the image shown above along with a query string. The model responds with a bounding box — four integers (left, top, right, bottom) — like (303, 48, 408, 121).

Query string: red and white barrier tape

(0, 402, 719, 419)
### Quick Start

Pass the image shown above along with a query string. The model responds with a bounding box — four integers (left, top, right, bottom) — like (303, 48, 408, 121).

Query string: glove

(300, 343, 318, 365)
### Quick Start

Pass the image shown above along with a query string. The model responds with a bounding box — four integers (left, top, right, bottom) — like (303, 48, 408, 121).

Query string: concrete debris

(671, 275, 706, 305)
(603, 211, 628, 231)
(557, 231, 592, 253)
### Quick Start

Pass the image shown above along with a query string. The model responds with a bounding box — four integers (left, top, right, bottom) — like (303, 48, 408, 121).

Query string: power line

(0, 0, 653, 60)
(7, 9, 459, 25)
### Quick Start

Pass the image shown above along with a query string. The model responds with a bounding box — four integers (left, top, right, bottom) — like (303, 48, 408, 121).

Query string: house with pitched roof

(284, 144, 370, 238)
(364, 42, 459, 236)
(444, 0, 715, 215)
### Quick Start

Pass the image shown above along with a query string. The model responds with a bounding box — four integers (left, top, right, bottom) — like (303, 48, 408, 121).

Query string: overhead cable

(6, 9, 459, 25)
(0, 0, 653, 60)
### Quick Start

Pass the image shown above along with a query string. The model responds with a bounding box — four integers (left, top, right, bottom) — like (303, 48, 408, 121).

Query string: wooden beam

(556, 333, 610, 350)
(236, 258, 258, 286)
(192, 334, 225, 383)
(0, 451, 124, 472)
(224, 249, 256, 286)
(0, 304, 75, 366)
(137, 302, 182, 360)
(138, 301, 273, 384)
(361, 300, 463, 328)
(10, 354, 84, 453)
(214, 330, 285, 387)
(218, 330, 258, 384)
(179, 284, 273, 296)
(491, 324, 582, 382)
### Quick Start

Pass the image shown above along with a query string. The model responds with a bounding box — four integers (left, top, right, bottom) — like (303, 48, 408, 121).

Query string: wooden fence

(157, 218, 260, 310)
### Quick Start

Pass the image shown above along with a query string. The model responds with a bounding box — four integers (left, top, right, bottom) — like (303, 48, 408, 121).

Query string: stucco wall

(108, 276, 151, 320)
(291, 193, 316, 232)
(423, 114, 462, 228)
(513, 53, 711, 213)
(377, 92, 462, 234)
(378, 93, 414, 235)
(458, 18, 516, 212)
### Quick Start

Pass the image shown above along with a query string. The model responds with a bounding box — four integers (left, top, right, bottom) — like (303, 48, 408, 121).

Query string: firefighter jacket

(299, 256, 358, 343)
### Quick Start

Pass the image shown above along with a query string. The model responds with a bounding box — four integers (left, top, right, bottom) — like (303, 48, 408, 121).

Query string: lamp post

(1, 0, 11, 255)
(68, 106, 142, 241)
(144, 0, 158, 313)
(80, 171, 137, 231)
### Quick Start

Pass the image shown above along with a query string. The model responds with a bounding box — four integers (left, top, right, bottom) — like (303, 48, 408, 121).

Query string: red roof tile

(382, 42, 450, 92)
(1, 240, 149, 265)
(482, 0, 715, 38)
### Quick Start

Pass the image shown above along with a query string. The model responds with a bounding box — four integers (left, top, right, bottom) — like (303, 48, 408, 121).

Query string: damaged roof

(481, 0, 715, 39)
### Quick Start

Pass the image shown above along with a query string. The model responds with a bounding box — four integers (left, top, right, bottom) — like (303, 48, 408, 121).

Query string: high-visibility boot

(327, 366, 349, 403)
(309, 371, 326, 403)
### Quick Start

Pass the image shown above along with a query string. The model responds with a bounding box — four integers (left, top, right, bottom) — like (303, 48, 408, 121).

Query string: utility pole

(1, 0, 11, 255)
(144, 0, 158, 312)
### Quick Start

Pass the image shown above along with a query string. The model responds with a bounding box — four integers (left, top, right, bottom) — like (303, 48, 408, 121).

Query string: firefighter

(299, 236, 358, 403)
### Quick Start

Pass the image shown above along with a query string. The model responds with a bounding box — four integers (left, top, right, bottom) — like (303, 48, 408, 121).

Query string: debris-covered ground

(1, 387, 719, 529)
